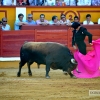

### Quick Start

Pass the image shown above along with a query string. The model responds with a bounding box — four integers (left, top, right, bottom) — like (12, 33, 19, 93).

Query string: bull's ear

(71, 59, 77, 64)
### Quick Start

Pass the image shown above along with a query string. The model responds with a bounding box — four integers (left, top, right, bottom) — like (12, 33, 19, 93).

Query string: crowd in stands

(0, 13, 100, 31)
(0, 0, 100, 6)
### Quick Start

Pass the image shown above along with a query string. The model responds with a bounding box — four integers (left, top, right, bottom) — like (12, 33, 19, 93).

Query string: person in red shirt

(17, 0, 29, 5)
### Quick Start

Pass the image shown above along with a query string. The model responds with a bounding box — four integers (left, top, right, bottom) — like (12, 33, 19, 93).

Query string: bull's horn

(71, 58, 77, 64)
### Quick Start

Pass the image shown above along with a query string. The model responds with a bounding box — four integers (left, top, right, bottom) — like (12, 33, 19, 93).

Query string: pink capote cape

(73, 39, 100, 78)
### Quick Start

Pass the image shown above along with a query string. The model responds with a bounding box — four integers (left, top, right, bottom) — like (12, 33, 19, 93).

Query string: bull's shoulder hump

(23, 42, 66, 48)
(24, 42, 58, 44)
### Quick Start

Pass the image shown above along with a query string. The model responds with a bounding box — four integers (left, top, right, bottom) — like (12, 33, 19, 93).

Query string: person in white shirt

(83, 14, 94, 25)
(1, 18, 10, 31)
(98, 18, 100, 24)
(77, 0, 91, 6)
(59, 14, 71, 25)
(70, 0, 76, 6)
(3, 0, 16, 5)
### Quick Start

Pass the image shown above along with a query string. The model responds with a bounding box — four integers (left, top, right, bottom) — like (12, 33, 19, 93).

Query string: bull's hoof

(63, 71, 68, 75)
(76, 70, 81, 73)
(71, 75, 77, 79)
(46, 76, 50, 79)
(29, 73, 32, 76)
(64, 73, 68, 75)
(17, 72, 20, 77)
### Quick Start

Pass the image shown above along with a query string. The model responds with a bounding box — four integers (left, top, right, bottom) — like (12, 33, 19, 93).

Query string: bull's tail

(20, 41, 29, 61)
(20, 46, 29, 62)
(20, 46, 24, 61)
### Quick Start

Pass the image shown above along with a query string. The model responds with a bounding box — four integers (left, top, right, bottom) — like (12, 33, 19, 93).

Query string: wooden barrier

(21, 24, 100, 30)
(21, 25, 70, 30)
(35, 29, 68, 45)
(0, 30, 35, 57)
(0, 25, 100, 57)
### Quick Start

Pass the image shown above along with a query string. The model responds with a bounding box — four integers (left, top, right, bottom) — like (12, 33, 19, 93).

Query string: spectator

(92, 0, 98, 6)
(17, 0, 29, 5)
(29, 0, 43, 6)
(17, 0, 23, 5)
(98, 18, 100, 24)
(1, 18, 10, 31)
(73, 16, 79, 23)
(28, 0, 35, 5)
(70, 0, 76, 6)
(59, 14, 71, 25)
(77, 0, 91, 6)
(0, 0, 3, 5)
(83, 14, 94, 25)
(71, 16, 80, 25)
(46, 0, 55, 6)
(26, 14, 36, 25)
(0, 21, 2, 30)
(49, 15, 60, 25)
(3, 0, 16, 5)
(14, 13, 27, 30)
(36, 14, 49, 25)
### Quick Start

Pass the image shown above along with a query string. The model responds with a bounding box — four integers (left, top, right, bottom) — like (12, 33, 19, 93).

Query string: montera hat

(71, 22, 80, 29)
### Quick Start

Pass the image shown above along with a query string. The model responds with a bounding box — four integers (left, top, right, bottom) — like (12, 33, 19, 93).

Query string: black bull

(17, 42, 77, 78)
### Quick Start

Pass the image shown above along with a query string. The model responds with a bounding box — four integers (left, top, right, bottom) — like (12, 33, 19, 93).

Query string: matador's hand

(73, 45, 77, 50)
(89, 43, 93, 45)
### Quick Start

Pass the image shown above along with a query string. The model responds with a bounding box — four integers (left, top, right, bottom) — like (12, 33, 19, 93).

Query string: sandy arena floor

(0, 67, 100, 100)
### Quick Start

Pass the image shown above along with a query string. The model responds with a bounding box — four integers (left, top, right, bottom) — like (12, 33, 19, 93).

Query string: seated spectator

(36, 14, 49, 25)
(1, 18, 10, 31)
(46, 0, 55, 6)
(59, 14, 71, 25)
(0, 21, 2, 30)
(14, 13, 27, 30)
(77, 0, 91, 6)
(49, 16, 60, 25)
(98, 18, 100, 24)
(70, 0, 76, 6)
(26, 14, 36, 25)
(29, 0, 43, 6)
(92, 0, 98, 6)
(74, 16, 79, 22)
(83, 14, 94, 25)
(3, 0, 16, 5)
(17, 0, 29, 5)
(71, 16, 80, 24)
(0, 0, 3, 5)
(17, 0, 23, 5)
(28, 0, 35, 6)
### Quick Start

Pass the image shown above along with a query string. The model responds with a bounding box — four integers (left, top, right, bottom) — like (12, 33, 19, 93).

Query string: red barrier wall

(0, 30, 35, 57)
(0, 25, 100, 57)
